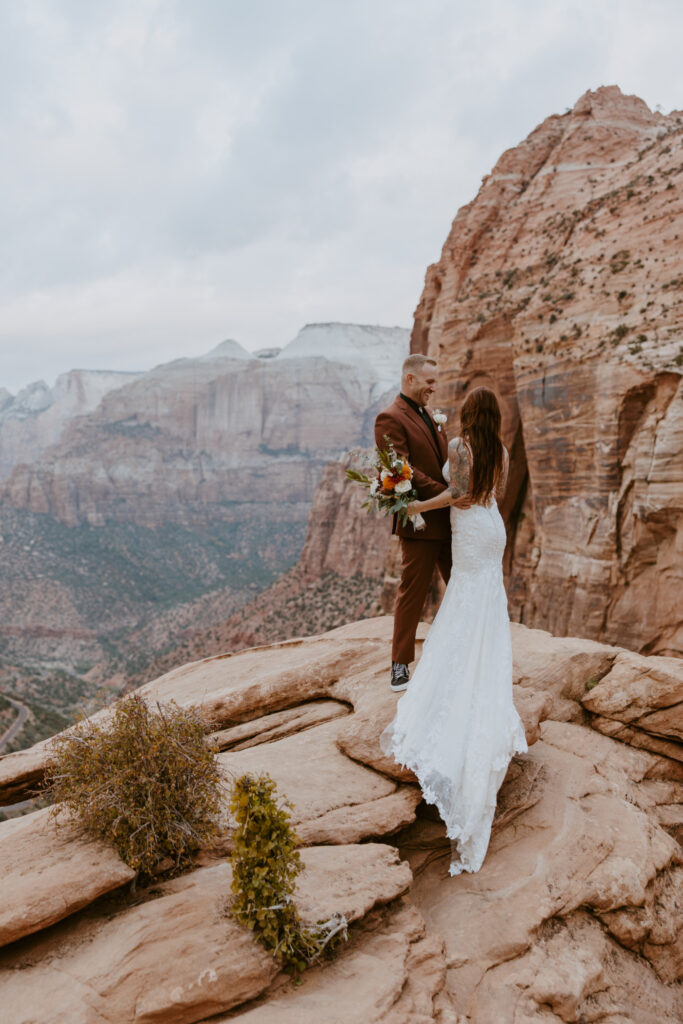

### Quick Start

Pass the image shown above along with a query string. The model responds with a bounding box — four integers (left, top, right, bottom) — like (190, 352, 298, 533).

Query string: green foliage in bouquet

(345, 437, 422, 528)
(45, 692, 223, 876)
(228, 772, 348, 976)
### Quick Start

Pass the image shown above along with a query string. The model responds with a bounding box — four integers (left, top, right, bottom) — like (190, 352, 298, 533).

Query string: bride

(379, 386, 527, 876)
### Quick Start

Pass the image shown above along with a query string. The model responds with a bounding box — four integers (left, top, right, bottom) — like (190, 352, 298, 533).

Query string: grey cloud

(1, 0, 683, 392)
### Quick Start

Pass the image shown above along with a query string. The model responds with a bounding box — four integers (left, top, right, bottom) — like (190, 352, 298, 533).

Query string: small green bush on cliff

(45, 692, 222, 876)
(228, 772, 347, 975)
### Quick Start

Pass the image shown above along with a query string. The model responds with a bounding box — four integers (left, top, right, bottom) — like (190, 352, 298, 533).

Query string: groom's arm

(374, 411, 447, 500)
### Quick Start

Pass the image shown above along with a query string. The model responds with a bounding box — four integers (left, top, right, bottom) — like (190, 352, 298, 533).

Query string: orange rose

(401, 462, 411, 479)
(383, 476, 397, 491)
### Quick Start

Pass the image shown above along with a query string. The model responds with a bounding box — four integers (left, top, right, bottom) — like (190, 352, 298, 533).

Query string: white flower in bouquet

(345, 442, 422, 530)
(433, 409, 447, 431)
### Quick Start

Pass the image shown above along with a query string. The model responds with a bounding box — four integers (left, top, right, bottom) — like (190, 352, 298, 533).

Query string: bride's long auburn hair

(459, 387, 504, 504)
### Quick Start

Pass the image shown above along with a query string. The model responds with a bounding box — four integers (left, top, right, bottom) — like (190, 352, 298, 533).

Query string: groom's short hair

(402, 354, 437, 376)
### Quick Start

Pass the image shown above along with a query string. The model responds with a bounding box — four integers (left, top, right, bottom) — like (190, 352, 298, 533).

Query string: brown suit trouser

(392, 536, 452, 665)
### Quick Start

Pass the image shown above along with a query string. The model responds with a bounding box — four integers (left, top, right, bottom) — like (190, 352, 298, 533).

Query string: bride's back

(447, 434, 509, 507)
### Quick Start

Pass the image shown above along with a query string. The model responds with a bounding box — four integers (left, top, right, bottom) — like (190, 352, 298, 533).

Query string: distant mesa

(0, 368, 144, 481)
(276, 323, 410, 399)
(197, 339, 252, 361)
(0, 321, 410, 740)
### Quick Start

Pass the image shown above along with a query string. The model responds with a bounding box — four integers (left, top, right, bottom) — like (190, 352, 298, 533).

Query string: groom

(375, 354, 451, 691)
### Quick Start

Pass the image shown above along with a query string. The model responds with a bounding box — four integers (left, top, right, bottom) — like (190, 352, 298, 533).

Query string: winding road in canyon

(0, 695, 28, 754)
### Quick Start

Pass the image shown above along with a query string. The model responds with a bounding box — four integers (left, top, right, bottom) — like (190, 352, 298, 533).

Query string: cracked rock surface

(0, 616, 680, 1022)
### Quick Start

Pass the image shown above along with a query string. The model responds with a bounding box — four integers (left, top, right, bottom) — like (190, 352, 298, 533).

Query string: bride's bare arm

(407, 489, 452, 514)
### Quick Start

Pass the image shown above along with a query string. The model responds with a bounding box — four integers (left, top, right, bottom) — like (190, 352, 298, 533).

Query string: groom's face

(405, 362, 438, 408)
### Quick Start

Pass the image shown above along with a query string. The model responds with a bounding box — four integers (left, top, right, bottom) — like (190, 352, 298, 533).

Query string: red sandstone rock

(171, 92, 682, 674)
(0, 845, 412, 1024)
(0, 326, 407, 700)
(410, 85, 683, 657)
(0, 616, 680, 1021)
(0, 806, 135, 948)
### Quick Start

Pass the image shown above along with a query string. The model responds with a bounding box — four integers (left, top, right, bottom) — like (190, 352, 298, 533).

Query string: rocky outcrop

(147, 88, 683, 679)
(582, 648, 683, 763)
(122, 452, 392, 681)
(214, 899, 455, 1024)
(0, 615, 680, 1022)
(0, 806, 136, 946)
(411, 86, 683, 657)
(1, 848, 414, 1024)
(406, 719, 682, 1021)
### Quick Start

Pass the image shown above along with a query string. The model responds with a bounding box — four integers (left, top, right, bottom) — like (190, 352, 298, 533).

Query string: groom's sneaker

(390, 662, 410, 692)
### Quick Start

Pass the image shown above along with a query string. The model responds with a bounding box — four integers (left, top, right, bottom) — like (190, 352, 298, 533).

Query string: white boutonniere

(433, 409, 447, 432)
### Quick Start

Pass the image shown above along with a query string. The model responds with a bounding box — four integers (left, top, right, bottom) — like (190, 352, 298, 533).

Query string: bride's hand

(406, 501, 421, 516)
(452, 494, 474, 509)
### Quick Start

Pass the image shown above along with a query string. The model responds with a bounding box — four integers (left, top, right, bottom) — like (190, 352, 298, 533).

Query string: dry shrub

(45, 692, 223, 876)
(228, 772, 347, 975)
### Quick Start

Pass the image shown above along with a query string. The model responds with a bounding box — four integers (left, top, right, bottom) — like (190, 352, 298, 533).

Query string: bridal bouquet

(345, 441, 426, 530)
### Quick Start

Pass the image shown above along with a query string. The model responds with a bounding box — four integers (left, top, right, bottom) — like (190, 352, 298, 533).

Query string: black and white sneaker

(390, 662, 410, 692)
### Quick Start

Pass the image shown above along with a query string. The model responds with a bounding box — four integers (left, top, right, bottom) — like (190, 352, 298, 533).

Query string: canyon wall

(125, 87, 683, 682)
(0, 368, 141, 481)
(0, 325, 408, 730)
(2, 326, 407, 529)
(413, 86, 682, 656)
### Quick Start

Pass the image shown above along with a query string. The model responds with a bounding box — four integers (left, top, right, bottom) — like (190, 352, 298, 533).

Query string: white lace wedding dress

(380, 438, 527, 876)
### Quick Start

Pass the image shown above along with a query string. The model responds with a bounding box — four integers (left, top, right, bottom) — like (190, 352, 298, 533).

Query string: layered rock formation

(410, 85, 683, 657)
(2, 325, 407, 529)
(131, 453, 392, 678)
(142, 88, 683, 680)
(0, 616, 680, 1022)
(0, 368, 141, 481)
(0, 325, 408, 742)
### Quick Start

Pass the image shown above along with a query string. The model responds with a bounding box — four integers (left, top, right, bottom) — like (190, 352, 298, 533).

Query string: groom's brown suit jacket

(374, 394, 450, 541)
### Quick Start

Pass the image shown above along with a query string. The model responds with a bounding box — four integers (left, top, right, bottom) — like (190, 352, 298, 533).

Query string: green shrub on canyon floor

(45, 692, 223, 876)
(228, 772, 348, 976)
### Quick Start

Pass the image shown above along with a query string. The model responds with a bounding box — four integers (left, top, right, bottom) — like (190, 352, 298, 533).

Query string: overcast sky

(2, 0, 683, 393)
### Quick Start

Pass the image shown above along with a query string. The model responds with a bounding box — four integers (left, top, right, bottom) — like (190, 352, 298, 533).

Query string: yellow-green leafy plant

(45, 692, 223, 876)
(228, 772, 347, 975)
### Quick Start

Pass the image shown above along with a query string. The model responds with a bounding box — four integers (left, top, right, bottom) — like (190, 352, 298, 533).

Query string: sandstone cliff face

(0, 616, 681, 1022)
(0, 325, 408, 744)
(297, 455, 391, 579)
(123, 453, 392, 680)
(87, 88, 683, 690)
(0, 368, 141, 481)
(1, 325, 407, 528)
(412, 86, 683, 656)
